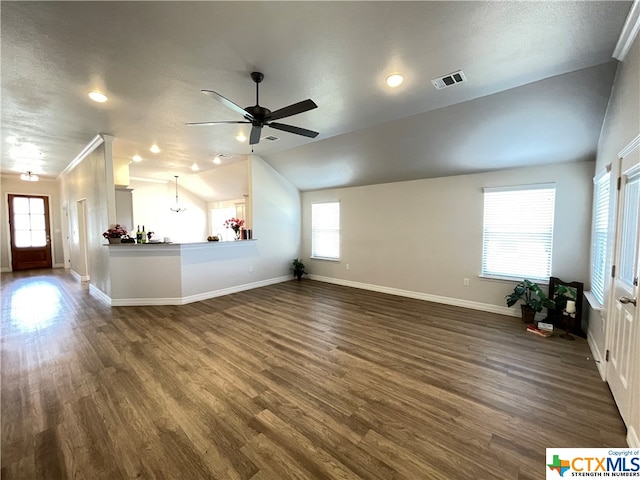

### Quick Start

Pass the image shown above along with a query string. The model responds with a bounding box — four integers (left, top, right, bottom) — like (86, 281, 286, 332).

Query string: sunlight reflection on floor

(9, 281, 62, 332)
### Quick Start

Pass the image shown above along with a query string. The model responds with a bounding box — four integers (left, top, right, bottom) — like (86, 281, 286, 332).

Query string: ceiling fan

(186, 71, 319, 145)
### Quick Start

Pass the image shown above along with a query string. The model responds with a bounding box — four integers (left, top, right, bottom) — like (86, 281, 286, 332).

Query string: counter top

(105, 239, 257, 246)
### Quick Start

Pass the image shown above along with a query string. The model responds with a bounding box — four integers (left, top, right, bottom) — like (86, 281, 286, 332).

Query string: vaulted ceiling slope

(0, 1, 633, 192)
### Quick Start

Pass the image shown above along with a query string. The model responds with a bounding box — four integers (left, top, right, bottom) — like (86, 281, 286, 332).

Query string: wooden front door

(8, 194, 53, 271)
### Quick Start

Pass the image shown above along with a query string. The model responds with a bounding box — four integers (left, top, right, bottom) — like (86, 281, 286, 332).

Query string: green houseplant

(292, 258, 307, 280)
(552, 283, 577, 311)
(506, 279, 555, 323)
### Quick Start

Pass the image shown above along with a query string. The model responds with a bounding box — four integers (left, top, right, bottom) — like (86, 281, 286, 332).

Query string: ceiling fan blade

(249, 125, 262, 145)
(266, 99, 317, 122)
(268, 122, 319, 138)
(201, 90, 253, 120)
(186, 121, 251, 126)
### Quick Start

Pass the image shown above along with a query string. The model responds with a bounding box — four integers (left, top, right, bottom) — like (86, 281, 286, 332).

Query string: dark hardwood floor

(1, 269, 626, 479)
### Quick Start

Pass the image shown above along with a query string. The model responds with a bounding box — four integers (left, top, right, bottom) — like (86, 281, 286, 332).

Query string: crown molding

(613, 0, 640, 61)
(59, 134, 104, 178)
(618, 134, 640, 159)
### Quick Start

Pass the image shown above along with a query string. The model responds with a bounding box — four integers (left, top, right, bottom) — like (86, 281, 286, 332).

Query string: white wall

(591, 33, 640, 447)
(589, 36, 640, 351)
(60, 140, 113, 296)
(130, 180, 208, 243)
(0, 175, 65, 271)
(250, 154, 301, 278)
(302, 161, 593, 314)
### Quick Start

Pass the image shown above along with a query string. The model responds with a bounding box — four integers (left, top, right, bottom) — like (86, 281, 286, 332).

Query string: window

(210, 205, 243, 242)
(311, 202, 340, 260)
(11, 196, 47, 247)
(482, 184, 556, 281)
(591, 169, 611, 305)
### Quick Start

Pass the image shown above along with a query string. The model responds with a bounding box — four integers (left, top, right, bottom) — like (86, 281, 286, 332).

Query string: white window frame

(481, 183, 556, 282)
(311, 201, 340, 260)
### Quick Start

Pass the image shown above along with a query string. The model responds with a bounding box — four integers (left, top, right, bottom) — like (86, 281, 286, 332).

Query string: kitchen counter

(106, 240, 260, 306)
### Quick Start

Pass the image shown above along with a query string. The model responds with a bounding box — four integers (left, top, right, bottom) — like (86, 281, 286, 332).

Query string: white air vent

(263, 135, 280, 142)
(431, 70, 466, 90)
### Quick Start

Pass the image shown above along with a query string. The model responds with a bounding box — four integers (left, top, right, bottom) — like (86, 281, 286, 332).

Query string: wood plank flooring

(1, 269, 627, 479)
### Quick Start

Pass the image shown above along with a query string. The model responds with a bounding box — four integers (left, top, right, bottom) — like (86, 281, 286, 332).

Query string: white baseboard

(89, 285, 111, 305)
(587, 329, 606, 380)
(70, 270, 90, 282)
(628, 426, 639, 448)
(308, 275, 518, 317)
(110, 275, 291, 306)
(1, 265, 65, 272)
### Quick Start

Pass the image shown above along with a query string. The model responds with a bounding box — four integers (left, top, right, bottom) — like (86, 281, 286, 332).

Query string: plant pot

(521, 304, 536, 324)
(108, 237, 121, 244)
(294, 270, 304, 280)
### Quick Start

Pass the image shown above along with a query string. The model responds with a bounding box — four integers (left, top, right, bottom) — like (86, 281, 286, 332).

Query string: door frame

(5, 192, 55, 272)
(604, 136, 640, 447)
(76, 198, 90, 281)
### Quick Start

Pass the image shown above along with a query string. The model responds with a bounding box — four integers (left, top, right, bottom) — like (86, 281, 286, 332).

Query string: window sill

(478, 274, 549, 285)
(584, 290, 605, 311)
(310, 256, 340, 262)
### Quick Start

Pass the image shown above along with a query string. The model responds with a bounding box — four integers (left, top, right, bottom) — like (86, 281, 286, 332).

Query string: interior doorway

(8, 194, 53, 271)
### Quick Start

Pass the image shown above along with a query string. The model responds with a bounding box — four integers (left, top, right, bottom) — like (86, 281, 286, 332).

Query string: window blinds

(482, 184, 556, 281)
(311, 202, 340, 259)
(591, 171, 610, 304)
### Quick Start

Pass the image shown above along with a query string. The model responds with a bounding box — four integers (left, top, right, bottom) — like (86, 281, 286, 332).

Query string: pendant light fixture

(169, 175, 186, 213)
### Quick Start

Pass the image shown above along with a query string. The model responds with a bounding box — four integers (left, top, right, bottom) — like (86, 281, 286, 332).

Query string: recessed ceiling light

(88, 91, 108, 103)
(235, 134, 247, 142)
(191, 163, 199, 171)
(132, 155, 142, 162)
(385, 73, 404, 88)
(150, 144, 161, 154)
(213, 156, 221, 165)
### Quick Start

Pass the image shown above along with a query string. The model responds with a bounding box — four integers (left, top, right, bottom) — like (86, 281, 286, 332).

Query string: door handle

(619, 296, 637, 306)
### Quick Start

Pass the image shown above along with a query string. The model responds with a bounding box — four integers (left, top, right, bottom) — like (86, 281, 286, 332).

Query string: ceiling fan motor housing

(245, 105, 271, 125)
(250, 71, 264, 83)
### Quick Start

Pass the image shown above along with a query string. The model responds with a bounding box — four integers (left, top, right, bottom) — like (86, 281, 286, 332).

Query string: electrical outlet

(345, 263, 350, 270)
(463, 278, 470, 286)
(248, 265, 253, 273)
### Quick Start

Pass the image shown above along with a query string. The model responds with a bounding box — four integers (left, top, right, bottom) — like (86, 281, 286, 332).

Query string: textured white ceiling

(0, 1, 633, 195)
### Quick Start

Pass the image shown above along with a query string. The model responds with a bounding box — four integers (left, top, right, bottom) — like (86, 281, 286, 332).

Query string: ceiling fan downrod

(251, 71, 264, 106)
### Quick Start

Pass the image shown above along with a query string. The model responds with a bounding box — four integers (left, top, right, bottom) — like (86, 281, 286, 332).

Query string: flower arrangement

(224, 217, 245, 236)
(103, 224, 127, 239)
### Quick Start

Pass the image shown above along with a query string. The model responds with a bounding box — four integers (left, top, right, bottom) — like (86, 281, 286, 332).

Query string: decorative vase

(234, 229, 241, 240)
(108, 237, 121, 244)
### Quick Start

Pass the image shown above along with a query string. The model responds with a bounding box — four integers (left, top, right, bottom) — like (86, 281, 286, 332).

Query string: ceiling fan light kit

(187, 71, 319, 145)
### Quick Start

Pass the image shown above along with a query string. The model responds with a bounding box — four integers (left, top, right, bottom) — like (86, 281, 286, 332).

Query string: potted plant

(292, 258, 307, 280)
(103, 224, 127, 244)
(505, 279, 555, 323)
(552, 283, 578, 312)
